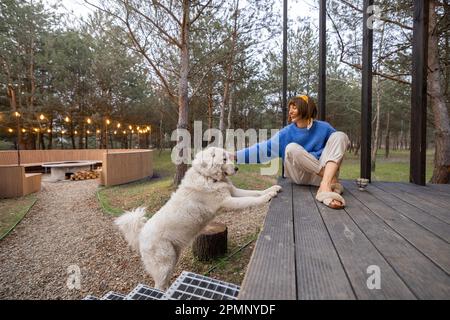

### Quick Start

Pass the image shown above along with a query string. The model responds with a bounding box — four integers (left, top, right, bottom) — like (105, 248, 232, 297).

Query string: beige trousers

(284, 132, 350, 186)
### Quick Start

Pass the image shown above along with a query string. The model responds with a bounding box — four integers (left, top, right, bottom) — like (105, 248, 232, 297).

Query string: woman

(233, 95, 349, 209)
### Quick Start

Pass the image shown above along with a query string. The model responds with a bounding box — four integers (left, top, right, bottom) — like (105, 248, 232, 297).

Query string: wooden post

(360, 0, 373, 182)
(318, 0, 326, 121)
(281, 0, 288, 178)
(410, 0, 429, 186)
(282, 0, 288, 128)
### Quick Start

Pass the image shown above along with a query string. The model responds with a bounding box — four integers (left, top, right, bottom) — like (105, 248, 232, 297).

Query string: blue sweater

(236, 120, 336, 164)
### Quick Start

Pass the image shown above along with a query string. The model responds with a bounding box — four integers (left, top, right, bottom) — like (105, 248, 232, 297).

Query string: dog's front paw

(264, 185, 282, 194)
(268, 191, 278, 198)
(262, 193, 274, 203)
(271, 185, 282, 193)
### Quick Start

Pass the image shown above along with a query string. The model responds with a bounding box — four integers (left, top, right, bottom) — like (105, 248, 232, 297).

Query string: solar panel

(100, 291, 126, 300)
(164, 271, 240, 300)
(82, 295, 100, 300)
(126, 284, 165, 300)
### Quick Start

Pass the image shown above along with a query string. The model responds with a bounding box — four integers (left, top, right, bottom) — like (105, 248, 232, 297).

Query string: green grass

(0, 139, 14, 150)
(339, 149, 434, 182)
(0, 194, 37, 240)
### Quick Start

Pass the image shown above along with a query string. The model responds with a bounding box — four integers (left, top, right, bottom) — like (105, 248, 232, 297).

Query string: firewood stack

(70, 169, 101, 181)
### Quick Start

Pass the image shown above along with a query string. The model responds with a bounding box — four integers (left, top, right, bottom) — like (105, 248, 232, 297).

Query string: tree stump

(192, 222, 228, 261)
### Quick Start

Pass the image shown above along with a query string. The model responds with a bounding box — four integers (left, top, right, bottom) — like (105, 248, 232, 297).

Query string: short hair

(288, 95, 317, 122)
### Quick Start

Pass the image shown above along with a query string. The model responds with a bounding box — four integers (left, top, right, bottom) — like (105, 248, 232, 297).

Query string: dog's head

(192, 147, 238, 181)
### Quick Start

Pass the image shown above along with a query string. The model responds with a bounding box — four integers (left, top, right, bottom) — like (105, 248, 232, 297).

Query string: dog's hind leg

(142, 241, 180, 291)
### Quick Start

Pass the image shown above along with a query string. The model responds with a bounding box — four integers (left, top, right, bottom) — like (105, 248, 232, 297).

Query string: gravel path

(0, 179, 152, 300)
(0, 178, 269, 300)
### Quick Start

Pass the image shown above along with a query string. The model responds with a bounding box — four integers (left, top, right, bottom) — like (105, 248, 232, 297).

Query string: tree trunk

(159, 112, 164, 152)
(47, 117, 53, 149)
(192, 222, 228, 261)
(385, 111, 390, 158)
(174, 0, 190, 186)
(78, 122, 85, 149)
(371, 75, 382, 172)
(208, 92, 213, 131)
(429, 0, 450, 183)
(354, 139, 360, 156)
(371, 24, 385, 172)
(227, 85, 234, 130)
(109, 134, 114, 149)
(39, 131, 45, 150)
(7, 83, 17, 111)
(220, 0, 239, 133)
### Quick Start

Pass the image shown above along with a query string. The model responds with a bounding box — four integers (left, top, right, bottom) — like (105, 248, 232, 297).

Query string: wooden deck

(239, 179, 450, 300)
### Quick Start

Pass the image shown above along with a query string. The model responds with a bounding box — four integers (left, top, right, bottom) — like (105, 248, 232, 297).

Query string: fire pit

(42, 161, 98, 182)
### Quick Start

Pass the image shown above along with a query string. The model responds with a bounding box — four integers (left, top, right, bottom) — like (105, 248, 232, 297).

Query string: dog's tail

(115, 207, 147, 251)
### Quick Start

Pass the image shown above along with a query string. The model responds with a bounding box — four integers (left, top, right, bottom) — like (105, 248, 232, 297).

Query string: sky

(49, 0, 320, 26)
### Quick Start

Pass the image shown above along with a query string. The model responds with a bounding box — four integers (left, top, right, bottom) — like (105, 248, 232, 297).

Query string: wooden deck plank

(404, 182, 450, 197)
(312, 186, 416, 299)
(340, 181, 450, 299)
(379, 182, 450, 208)
(373, 182, 450, 225)
(238, 178, 296, 300)
(344, 181, 450, 274)
(292, 184, 355, 300)
(427, 183, 450, 193)
(398, 182, 450, 207)
(365, 184, 450, 243)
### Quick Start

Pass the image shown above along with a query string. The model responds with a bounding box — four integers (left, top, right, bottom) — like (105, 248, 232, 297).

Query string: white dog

(115, 147, 282, 290)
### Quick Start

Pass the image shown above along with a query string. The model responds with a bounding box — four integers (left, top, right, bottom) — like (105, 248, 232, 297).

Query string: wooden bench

(0, 149, 153, 188)
(0, 166, 42, 198)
